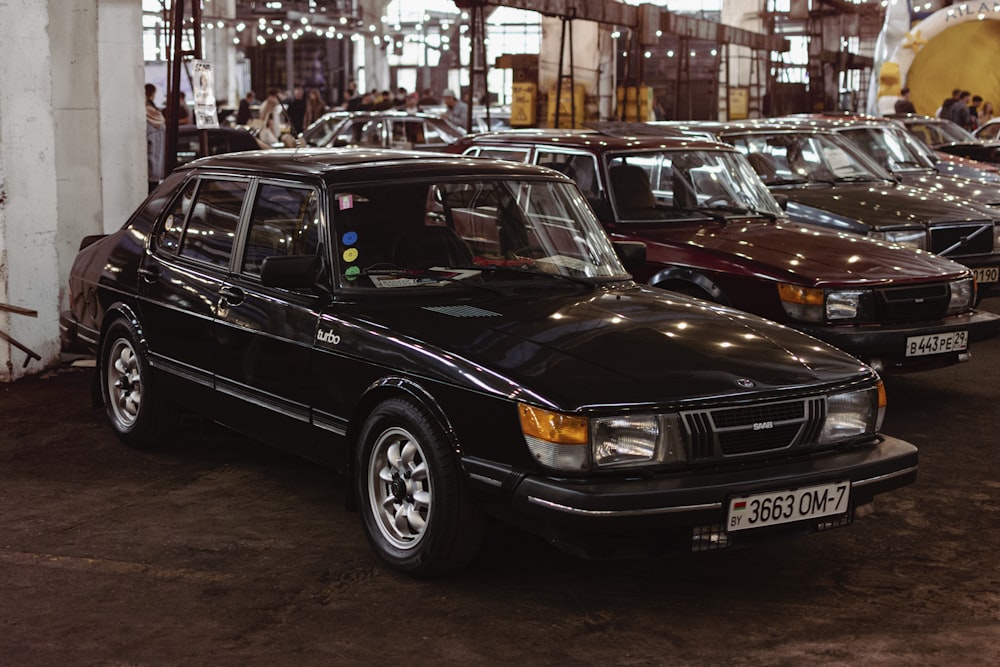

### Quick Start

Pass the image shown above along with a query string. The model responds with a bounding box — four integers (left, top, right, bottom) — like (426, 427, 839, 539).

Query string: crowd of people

(897, 87, 995, 131)
(145, 80, 475, 188)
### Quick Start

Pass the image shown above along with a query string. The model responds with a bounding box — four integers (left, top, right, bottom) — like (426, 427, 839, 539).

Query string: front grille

(874, 282, 950, 321)
(929, 223, 995, 257)
(681, 397, 826, 461)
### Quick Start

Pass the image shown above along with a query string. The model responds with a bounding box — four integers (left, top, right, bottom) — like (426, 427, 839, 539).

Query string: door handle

(137, 267, 159, 283)
(218, 285, 245, 305)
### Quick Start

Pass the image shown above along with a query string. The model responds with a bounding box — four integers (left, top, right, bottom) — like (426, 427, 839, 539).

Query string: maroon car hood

(615, 219, 968, 287)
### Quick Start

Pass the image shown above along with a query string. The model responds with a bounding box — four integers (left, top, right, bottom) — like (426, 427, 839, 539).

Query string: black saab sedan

(61, 149, 918, 575)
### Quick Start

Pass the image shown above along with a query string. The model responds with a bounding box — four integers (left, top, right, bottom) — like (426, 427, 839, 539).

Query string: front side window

(242, 183, 321, 276)
(331, 178, 627, 289)
(178, 178, 248, 267)
(840, 127, 933, 172)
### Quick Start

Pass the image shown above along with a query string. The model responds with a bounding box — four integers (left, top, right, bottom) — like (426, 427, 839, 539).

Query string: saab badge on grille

(736, 378, 755, 388)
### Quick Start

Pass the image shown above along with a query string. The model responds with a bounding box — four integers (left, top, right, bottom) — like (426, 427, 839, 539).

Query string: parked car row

(447, 128, 1000, 373)
(60, 111, 1000, 574)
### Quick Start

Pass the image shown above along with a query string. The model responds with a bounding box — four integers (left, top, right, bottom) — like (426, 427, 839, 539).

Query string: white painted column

(0, 0, 62, 380)
(0, 0, 144, 381)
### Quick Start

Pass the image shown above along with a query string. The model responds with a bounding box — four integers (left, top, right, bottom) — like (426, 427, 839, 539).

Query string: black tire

(99, 318, 174, 448)
(356, 398, 485, 576)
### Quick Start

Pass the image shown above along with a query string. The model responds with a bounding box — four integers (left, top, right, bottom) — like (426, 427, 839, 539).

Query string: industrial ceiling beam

(463, 0, 789, 52)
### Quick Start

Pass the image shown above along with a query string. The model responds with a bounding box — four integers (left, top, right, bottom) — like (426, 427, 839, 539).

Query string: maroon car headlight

(946, 278, 975, 314)
(779, 284, 869, 322)
(868, 228, 927, 250)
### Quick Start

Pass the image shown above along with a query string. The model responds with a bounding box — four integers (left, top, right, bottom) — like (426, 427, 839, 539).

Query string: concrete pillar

(0, 0, 144, 381)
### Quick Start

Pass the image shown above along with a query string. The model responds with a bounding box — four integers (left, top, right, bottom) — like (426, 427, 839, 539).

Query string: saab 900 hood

(614, 219, 970, 287)
(342, 285, 872, 411)
(778, 181, 998, 232)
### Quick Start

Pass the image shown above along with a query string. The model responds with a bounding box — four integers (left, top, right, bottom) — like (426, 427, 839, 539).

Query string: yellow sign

(511, 83, 536, 127)
(547, 84, 585, 128)
(615, 86, 653, 121)
(728, 87, 749, 120)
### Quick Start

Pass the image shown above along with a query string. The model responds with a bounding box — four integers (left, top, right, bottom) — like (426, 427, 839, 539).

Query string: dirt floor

(2, 298, 1000, 666)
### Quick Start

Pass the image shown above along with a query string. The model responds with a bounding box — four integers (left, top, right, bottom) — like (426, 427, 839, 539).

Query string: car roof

(458, 128, 735, 153)
(179, 147, 561, 182)
(314, 110, 452, 122)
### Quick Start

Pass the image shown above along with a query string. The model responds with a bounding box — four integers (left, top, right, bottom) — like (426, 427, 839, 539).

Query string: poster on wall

(193, 60, 219, 130)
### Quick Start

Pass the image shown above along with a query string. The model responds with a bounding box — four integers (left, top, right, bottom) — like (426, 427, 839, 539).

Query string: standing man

(145, 83, 165, 193)
(441, 89, 468, 130)
(945, 90, 971, 129)
(894, 87, 916, 114)
(288, 85, 306, 134)
(175, 91, 192, 125)
(236, 91, 255, 125)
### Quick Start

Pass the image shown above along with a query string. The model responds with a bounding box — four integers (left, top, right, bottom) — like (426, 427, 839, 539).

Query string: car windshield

(728, 132, 891, 185)
(605, 149, 783, 221)
(333, 178, 630, 289)
(908, 120, 977, 145)
(839, 126, 935, 172)
(301, 114, 348, 146)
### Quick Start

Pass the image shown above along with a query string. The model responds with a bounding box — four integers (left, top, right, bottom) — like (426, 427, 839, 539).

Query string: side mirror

(772, 193, 789, 211)
(613, 240, 646, 274)
(260, 254, 319, 289)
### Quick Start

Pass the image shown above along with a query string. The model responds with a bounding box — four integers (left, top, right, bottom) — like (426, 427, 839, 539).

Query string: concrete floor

(2, 297, 999, 666)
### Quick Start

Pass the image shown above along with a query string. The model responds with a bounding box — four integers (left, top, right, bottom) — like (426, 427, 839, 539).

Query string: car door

(212, 178, 325, 458)
(137, 174, 250, 413)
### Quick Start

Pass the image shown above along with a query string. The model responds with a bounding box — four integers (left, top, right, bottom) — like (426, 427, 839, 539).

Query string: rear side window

(241, 183, 321, 276)
(179, 178, 248, 267)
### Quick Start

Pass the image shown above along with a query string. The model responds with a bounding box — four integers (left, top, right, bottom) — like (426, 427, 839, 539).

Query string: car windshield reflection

(604, 150, 784, 222)
(334, 179, 630, 289)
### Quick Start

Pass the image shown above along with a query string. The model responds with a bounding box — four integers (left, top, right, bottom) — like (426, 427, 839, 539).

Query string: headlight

(825, 290, 867, 320)
(519, 405, 686, 471)
(947, 278, 975, 314)
(779, 285, 870, 322)
(778, 284, 824, 322)
(869, 229, 927, 250)
(818, 383, 883, 444)
(592, 414, 685, 468)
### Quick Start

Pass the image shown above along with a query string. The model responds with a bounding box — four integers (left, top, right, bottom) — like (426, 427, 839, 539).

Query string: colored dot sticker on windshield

(345, 266, 360, 280)
(343, 247, 359, 262)
(342, 231, 358, 246)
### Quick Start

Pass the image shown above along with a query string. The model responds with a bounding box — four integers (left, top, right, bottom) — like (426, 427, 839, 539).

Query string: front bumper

(796, 309, 1000, 372)
(464, 435, 917, 557)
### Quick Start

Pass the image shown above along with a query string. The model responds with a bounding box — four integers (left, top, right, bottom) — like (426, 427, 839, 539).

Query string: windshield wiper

(349, 267, 505, 294)
(683, 203, 778, 222)
(835, 175, 883, 183)
(450, 263, 604, 289)
(764, 177, 810, 186)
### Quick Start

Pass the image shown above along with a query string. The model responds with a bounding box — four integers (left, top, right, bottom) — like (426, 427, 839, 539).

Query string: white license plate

(727, 481, 850, 532)
(905, 330, 968, 357)
(973, 267, 999, 284)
